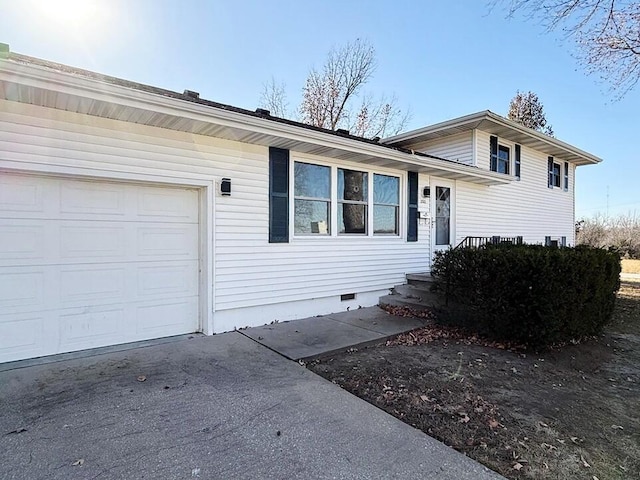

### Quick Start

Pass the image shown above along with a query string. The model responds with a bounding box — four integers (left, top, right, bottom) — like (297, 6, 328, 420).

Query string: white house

(0, 45, 601, 363)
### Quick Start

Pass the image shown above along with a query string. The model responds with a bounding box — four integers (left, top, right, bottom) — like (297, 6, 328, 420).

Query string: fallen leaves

(380, 304, 435, 320)
(136, 375, 146, 382)
(386, 323, 527, 351)
(72, 459, 84, 466)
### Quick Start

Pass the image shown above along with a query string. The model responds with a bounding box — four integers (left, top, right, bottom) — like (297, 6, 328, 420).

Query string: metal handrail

(454, 236, 523, 250)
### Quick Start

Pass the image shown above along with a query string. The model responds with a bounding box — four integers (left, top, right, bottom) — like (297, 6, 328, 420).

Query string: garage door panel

(0, 221, 199, 266)
(0, 176, 44, 213)
(137, 225, 199, 258)
(137, 187, 199, 221)
(136, 300, 198, 336)
(0, 314, 44, 362)
(137, 262, 198, 297)
(0, 173, 201, 363)
(59, 267, 126, 304)
(60, 225, 126, 260)
(60, 181, 126, 216)
(58, 307, 124, 348)
(0, 271, 44, 308)
(0, 225, 45, 261)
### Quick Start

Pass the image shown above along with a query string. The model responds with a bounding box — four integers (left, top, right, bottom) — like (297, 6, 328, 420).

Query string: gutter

(0, 57, 511, 184)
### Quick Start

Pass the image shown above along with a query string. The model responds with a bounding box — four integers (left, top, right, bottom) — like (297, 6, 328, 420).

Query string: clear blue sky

(1, 0, 638, 218)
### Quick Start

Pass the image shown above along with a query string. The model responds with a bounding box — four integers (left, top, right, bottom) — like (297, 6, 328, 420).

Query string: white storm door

(430, 179, 455, 254)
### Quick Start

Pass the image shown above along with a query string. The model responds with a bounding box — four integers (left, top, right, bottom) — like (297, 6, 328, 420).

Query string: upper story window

(548, 156, 561, 188)
(489, 135, 518, 176)
(497, 145, 510, 174)
(294, 162, 331, 235)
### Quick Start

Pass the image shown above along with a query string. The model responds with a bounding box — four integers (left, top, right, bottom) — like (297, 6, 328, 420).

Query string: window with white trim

(291, 161, 401, 237)
(496, 145, 510, 174)
(294, 162, 331, 235)
(373, 174, 399, 235)
(548, 156, 562, 188)
(338, 168, 368, 234)
(490, 136, 520, 177)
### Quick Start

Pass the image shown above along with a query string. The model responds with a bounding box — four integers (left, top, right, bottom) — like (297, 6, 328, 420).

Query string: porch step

(405, 272, 435, 290)
(379, 272, 445, 312)
(378, 294, 439, 313)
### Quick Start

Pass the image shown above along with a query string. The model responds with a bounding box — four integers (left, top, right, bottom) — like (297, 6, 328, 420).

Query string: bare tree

(495, 0, 640, 96)
(259, 77, 289, 118)
(300, 39, 377, 130)
(264, 39, 410, 233)
(577, 212, 640, 258)
(508, 90, 554, 135)
(262, 39, 409, 139)
(352, 93, 412, 139)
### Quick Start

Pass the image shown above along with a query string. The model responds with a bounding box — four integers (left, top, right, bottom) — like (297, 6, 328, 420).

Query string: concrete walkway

(240, 306, 426, 360)
(0, 331, 504, 480)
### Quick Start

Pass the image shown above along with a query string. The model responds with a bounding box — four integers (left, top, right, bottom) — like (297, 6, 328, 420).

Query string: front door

(430, 179, 455, 255)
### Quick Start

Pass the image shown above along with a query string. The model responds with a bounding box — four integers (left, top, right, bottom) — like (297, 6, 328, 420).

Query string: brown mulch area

(308, 283, 640, 479)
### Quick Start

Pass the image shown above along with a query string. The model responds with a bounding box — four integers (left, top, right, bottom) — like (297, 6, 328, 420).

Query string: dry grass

(622, 259, 640, 274)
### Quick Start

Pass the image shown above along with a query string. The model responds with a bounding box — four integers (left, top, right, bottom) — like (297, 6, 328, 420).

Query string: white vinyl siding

(0, 101, 430, 333)
(459, 129, 576, 245)
(413, 131, 474, 165)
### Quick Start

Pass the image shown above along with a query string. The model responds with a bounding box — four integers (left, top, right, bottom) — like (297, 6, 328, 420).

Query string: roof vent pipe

(183, 90, 200, 99)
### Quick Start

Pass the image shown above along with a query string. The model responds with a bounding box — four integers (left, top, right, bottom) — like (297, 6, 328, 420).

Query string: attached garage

(0, 173, 201, 363)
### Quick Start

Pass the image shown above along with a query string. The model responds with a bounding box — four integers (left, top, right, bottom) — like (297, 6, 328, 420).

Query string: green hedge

(431, 244, 621, 347)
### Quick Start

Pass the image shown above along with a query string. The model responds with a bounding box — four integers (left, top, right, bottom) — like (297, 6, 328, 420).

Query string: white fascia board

(384, 110, 602, 165)
(0, 61, 511, 184)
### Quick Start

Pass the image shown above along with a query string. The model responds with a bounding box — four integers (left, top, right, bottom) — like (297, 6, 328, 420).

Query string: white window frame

(496, 144, 510, 175)
(292, 161, 332, 236)
(289, 158, 404, 239)
(490, 138, 515, 176)
(549, 160, 562, 188)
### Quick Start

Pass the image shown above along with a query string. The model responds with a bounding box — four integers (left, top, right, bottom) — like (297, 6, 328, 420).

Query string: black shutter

(407, 172, 418, 242)
(563, 162, 569, 191)
(489, 135, 498, 171)
(269, 147, 289, 243)
(515, 144, 521, 178)
(548, 157, 554, 188)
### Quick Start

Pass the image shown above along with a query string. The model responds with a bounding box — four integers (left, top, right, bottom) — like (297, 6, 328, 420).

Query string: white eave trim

(384, 110, 602, 166)
(0, 60, 512, 185)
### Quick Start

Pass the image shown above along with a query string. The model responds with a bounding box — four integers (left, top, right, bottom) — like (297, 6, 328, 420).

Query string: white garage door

(0, 173, 200, 363)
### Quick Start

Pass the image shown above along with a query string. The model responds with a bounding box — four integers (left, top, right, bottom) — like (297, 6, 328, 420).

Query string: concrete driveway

(0, 332, 502, 479)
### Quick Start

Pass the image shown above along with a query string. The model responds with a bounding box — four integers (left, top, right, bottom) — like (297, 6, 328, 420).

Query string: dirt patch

(309, 283, 640, 479)
(622, 259, 640, 274)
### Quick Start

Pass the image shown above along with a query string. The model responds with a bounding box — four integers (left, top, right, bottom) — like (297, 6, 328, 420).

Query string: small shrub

(431, 244, 621, 347)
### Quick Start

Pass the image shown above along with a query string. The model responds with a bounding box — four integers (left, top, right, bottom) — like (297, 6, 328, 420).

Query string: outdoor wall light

(220, 178, 231, 196)
(423, 186, 430, 198)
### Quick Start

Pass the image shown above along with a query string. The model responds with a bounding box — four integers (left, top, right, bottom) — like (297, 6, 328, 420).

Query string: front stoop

(379, 273, 446, 311)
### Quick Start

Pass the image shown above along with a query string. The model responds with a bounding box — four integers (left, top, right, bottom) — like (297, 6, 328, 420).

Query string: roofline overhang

(0, 56, 512, 186)
(384, 110, 602, 166)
